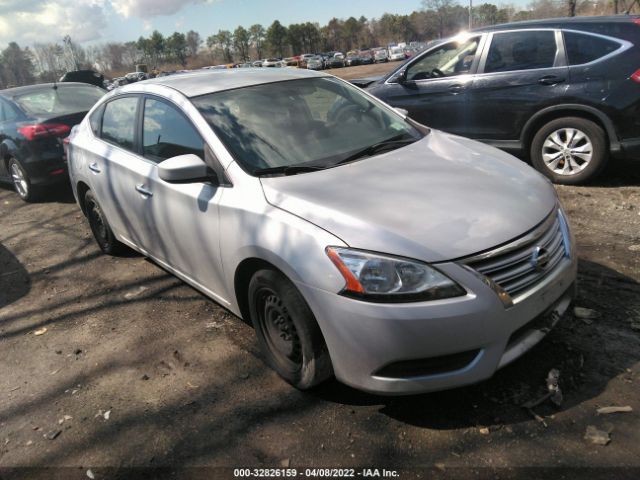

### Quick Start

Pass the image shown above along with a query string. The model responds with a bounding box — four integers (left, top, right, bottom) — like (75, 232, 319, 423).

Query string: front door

(375, 35, 484, 136)
(137, 96, 228, 303)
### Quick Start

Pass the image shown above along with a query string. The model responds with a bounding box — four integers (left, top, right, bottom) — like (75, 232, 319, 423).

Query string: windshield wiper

(335, 135, 418, 166)
(253, 165, 327, 176)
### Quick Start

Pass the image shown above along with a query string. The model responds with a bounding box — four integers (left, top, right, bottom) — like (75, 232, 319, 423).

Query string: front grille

(463, 211, 568, 298)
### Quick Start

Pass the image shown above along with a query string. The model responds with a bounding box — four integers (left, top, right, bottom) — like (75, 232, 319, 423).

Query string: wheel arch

(233, 256, 295, 324)
(76, 181, 91, 216)
(1, 140, 18, 170)
(521, 104, 617, 156)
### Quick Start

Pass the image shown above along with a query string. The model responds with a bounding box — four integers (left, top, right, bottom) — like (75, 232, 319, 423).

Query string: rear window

(13, 85, 105, 116)
(485, 30, 557, 73)
(563, 31, 620, 65)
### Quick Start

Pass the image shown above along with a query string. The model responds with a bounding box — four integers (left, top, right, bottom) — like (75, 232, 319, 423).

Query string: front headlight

(326, 247, 466, 302)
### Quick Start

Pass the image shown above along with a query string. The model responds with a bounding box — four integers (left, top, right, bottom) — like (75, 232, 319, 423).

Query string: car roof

(0, 82, 99, 98)
(472, 14, 640, 33)
(129, 68, 331, 98)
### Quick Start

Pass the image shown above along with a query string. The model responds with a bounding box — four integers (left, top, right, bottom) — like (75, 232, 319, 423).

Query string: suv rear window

(563, 31, 620, 65)
(13, 85, 104, 116)
(485, 31, 557, 73)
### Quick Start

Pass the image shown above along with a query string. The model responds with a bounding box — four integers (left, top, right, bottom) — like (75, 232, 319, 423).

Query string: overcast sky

(0, 0, 439, 48)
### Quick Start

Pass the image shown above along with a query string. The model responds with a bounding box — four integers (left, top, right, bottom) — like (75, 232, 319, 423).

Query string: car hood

(260, 130, 557, 263)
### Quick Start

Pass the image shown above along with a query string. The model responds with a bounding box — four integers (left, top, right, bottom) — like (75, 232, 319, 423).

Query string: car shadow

(589, 157, 640, 188)
(0, 243, 31, 309)
(0, 181, 76, 204)
(311, 259, 640, 430)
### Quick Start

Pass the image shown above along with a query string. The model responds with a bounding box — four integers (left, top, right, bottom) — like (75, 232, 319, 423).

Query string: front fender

(218, 163, 347, 317)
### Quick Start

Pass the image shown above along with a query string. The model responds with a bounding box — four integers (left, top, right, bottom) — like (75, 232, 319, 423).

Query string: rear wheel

(8, 158, 39, 202)
(530, 117, 607, 184)
(84, 190, 124, 255)
(249, 268, 333, 390)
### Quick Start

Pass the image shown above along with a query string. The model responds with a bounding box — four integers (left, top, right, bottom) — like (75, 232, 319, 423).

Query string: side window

(89, 104, 104, 137)
(142, 98, 204, 162)
(406, 37, 480, 81)
(101, 97, 138, 151)
(563, 31, 620, 65)
(0, 100, 18, 122)
(484, 31, 557, 73)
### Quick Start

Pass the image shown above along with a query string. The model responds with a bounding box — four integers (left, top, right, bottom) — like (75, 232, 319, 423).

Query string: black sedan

(0, 82, 105, 201)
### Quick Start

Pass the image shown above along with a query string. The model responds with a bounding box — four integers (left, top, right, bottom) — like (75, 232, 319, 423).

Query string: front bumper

(296, 254, 577, 395)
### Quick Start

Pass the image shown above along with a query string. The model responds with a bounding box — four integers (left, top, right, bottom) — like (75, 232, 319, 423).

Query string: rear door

(83, 94, 156, 247)
(0, 99, 23, 180)
(374, 34, 485, 136)
(0, 99, 10, 179)
(468, 29, 569, 141)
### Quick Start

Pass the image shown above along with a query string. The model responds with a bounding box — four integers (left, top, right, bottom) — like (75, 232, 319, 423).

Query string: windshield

(14, 85, 105, 116)
(192, 77, 423, 175)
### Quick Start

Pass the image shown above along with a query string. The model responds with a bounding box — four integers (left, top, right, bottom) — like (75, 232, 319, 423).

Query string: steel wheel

(10, 161, 29, 198)
(84, 190, 124, 255)
(87, 199, 108, 247)
(542, 128, 593, 176)
(255, 288, 303, 374)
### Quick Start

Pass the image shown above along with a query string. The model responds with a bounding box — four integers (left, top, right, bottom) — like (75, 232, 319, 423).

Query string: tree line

(0, 0, 635, 88)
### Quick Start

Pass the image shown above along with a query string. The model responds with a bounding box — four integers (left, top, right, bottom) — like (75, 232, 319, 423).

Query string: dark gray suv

(359, 15, 640, 184)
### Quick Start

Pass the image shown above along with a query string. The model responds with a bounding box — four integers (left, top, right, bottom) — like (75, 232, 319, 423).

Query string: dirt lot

(1, 63, 639, 478)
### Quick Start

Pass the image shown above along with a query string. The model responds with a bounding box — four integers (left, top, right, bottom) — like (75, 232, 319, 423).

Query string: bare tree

(186, 30, 202, 58)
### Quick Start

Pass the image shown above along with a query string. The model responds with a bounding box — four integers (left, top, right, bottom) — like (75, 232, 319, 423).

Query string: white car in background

(389, 46, 406, 61)
(262, 58, 282, 67)
(373, 48, 388, 63)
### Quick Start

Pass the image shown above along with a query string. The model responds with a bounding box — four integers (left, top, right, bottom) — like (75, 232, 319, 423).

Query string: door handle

(448, 84, 465, 93)
(135, 184, 153, 197)
(538, 75, 565, 86)
(88, 163, 101, 173)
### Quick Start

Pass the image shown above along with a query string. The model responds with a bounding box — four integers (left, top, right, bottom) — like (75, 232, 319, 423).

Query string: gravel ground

(0, 63, 639, 478)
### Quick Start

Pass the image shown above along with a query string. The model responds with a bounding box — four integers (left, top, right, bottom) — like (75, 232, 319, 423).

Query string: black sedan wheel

(249, 268, 333, 389)
(9, 158, 38, 202)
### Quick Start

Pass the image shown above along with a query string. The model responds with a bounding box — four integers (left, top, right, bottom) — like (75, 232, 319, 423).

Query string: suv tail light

(631, 69, 640, 84)
(17, 123, 71, 141)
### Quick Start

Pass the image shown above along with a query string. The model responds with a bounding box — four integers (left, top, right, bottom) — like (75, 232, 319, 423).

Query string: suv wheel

(531, 117, 607, 184)
(248, 268, 333, 390)
(9, 158, 39, 202)
(84, 190, 124, 255)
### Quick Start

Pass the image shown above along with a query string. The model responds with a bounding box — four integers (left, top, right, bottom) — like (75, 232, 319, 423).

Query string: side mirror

(158, 154, 213, 183)
(394, 69, 408, 84)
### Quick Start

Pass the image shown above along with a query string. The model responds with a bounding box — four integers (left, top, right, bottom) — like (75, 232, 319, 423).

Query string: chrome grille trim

(461, 210, 568, 299)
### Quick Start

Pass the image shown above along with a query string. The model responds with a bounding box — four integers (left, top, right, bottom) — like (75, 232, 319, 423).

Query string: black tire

(530, 117, 607, 185)
(248, 268, 333, 389)
(84, 190, 124, 255)
(8, 158, 39, 202)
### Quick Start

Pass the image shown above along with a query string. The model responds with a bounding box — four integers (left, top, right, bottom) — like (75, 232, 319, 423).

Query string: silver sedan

(67, 69, 577, 394)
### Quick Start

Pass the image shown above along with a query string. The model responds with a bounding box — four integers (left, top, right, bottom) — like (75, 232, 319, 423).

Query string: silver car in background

(67, 69, 577, 394)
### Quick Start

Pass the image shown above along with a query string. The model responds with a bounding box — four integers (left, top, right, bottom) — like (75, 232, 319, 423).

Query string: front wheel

(530, 117, 607, 184)
(248, 269, 333, 390)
